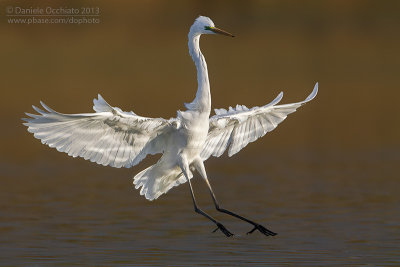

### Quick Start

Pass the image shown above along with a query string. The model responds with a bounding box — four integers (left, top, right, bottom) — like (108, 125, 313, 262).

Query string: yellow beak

(211, 27, 235, 37)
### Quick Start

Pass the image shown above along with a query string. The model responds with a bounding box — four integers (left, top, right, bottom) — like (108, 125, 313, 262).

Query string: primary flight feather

(23, 16, 318, 237)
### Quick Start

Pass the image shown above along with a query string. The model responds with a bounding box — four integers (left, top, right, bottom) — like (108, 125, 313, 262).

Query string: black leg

(194, 159, 276, 236)
(215, 204, 277, 236)
(185, 172, 234, 237)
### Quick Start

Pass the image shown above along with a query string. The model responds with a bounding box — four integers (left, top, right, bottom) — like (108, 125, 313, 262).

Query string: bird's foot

(247, 223, 277, 236)
(212, 222, 234, 237)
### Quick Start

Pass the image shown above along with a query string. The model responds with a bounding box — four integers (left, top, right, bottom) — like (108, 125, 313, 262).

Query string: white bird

(23, 16, 318, 237)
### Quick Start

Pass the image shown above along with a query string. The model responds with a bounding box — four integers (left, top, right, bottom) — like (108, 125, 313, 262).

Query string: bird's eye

(204, 26, 212, 31)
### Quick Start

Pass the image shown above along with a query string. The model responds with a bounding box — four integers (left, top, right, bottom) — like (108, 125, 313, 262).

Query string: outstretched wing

(201, 83, 318, 160)
(23, 95, 175, 168)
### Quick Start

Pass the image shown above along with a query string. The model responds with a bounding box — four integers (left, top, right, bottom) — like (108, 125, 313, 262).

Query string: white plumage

(24, 16, 318, 236)
(25, 96, 167, 166)
(202, 86, 317, 160)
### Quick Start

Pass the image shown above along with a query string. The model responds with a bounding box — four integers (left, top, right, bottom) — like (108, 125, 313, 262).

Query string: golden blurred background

(1, 0, 399, 164)
(1, 2, 399, 264)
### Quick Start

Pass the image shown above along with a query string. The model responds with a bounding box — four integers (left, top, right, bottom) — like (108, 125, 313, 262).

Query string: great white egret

(23, 16, 318, 237)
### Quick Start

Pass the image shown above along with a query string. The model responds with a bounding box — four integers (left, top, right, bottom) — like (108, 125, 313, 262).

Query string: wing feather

(201, 83, 318, 160)
(23, 95, 174, 168)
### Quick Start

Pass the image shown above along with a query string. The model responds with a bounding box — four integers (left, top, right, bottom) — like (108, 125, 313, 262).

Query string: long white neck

(185, 30, 211, 114)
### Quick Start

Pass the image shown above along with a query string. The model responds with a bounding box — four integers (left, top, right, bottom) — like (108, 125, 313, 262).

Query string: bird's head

(191, 16, 234, 37)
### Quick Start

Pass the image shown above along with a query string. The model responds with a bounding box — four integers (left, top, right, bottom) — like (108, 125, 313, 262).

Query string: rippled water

(1, 148, 398, 265)
(1, 1, 400, 264)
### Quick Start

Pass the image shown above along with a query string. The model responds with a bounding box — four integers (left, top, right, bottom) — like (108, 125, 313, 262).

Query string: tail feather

(133, 163, 192, 200)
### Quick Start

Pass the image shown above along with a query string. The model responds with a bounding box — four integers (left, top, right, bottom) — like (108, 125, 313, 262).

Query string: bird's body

(23, 16, 318, 236)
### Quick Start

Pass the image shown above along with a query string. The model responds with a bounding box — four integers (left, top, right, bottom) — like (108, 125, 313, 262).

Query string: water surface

(1, 148, 398, 266)
(1, 1, 399, 265)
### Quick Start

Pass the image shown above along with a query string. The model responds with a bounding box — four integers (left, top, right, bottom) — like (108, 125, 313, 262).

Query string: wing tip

(305, 82, 318, 102)
(263, 91, 284, 108)
(93, 93, 113, 113)
(96, 94, 104, 102)
(39, 101, 56, 113)
(21, 117, 30, 123)
(32, 105, 46, 115)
